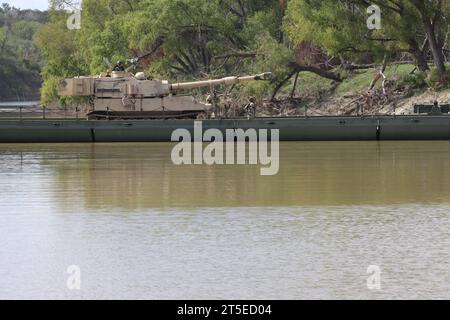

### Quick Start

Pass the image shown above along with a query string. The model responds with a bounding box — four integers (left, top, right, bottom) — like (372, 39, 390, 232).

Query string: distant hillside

(0, 4, 47, 101)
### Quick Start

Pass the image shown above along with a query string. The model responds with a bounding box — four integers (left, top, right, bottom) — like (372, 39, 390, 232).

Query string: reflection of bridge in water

(0, 101, 41, 110)
(36, 142, 450, 210)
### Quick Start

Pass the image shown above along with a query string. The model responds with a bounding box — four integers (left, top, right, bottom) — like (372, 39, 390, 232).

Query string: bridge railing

(0, 106, 86, 120)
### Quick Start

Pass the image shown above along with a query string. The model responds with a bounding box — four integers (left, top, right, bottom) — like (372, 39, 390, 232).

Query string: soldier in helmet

(244, 96, 257, 119)
(430, 100, 442, 115)
(113, 60, 125, 72)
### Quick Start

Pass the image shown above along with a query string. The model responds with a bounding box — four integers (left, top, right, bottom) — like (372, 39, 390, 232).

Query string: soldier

(244, 96, 256, 119)
(430, 100, 442, 115)
(113, 60, 125, 72)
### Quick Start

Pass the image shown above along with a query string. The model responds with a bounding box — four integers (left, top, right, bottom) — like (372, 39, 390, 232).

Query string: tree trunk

(271, 70, 297, 102)
(271, 63, 342, 101)
(290, 72, 300, 99)
(423, 18, 446, 75)
(410, 0, 446, 74)
(289, 62, 342, 82)
(408, 39, 429, 72)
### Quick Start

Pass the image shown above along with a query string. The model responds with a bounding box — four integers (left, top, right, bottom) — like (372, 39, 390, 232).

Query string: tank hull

(1, 116, 450, 143)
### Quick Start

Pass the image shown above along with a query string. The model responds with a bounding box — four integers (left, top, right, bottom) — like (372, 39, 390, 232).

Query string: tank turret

(58, 72, 271, 120)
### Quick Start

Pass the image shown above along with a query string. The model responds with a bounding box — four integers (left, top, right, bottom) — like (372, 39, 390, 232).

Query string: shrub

(426, 68, 450, 91)
(401, 71, 427, 90)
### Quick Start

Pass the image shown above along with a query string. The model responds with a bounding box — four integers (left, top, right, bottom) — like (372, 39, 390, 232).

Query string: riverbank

(18, 87, 448, 121)
(260, 64, 450, 117)
(3, 64, 450, 119)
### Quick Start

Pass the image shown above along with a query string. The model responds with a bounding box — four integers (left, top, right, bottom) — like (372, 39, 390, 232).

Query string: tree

(409, 0, 448, 75)
(284, 0, 449, 75)
(35, 9, 87, 103)
(37, 0, 295, 102)
(41, 0, 450, 105)
(0, 4, 46, 100)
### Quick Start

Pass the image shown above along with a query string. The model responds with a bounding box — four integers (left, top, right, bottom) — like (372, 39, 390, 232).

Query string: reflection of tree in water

(53, 143, 276, 209)
(49, 142, 450, 210)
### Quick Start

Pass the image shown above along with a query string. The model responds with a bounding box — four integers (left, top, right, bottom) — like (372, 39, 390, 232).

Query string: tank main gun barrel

(170, 72, 272, 91)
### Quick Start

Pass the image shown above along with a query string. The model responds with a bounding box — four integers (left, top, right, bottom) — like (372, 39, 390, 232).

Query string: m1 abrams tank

(58, 70, 271, 120)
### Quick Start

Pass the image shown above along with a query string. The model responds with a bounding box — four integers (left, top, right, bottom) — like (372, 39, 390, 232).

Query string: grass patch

(336, 64, 417, 96)
(275, 63, 450, 101)
(283, 72, 337, 100)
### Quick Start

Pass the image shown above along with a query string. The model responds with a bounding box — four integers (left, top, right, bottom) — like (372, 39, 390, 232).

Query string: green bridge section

(1, 116, 450, 143)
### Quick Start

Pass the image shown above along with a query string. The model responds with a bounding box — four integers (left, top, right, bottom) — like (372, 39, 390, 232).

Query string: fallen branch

(271, 62, 342, 101)
(289, 62, 343, 82)
(343, 63, 376, 70)
(368, 57, 388, 92)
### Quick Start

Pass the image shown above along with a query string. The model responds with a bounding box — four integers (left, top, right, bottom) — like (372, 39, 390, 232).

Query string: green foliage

(284, 0, 418, 63)
(39, 74, 60, 104)
(0, 6, 47, 100)
(36, 0, 450, 105)
(296, 73, 336, 99)
(335, 64, 420, 95)
(401, 71, 428, 90)
(37, 0, 290, 103)
(11, 20, 41, 40)
(426, 69, 450, 91)
(240, 34, 292, 100)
